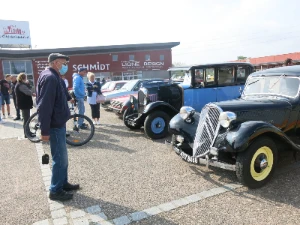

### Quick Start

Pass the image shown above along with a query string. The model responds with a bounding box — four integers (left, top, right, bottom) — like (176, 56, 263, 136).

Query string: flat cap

(48, 53, 70, 63)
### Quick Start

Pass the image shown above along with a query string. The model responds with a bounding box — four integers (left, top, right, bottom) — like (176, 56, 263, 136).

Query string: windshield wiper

(247, 79, 260, 86)
(270, 73, 286, 89)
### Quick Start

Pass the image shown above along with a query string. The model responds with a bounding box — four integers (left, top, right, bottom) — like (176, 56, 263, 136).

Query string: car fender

(122, 99, 132, 113)
(218, 121, 300, 153)
(144, 101, 179, 116)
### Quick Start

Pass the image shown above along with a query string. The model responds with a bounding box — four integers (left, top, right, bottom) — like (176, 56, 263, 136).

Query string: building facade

(0, 42, 180, 87)
(235, 52, 300, 71)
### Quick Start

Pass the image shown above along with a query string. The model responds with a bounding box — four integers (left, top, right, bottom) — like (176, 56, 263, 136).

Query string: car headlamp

(179, 106, 195, 120)
(130, 95, 134, 103)
(219, 111, 236, 128)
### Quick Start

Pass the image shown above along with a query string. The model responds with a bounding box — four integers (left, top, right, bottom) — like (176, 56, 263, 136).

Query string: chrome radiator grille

(193, 104, 222, 157)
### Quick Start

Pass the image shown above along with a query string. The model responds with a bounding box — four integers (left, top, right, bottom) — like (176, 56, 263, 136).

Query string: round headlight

(179, 106, 195, 120)
(219, 112, 236, 128)
(130, 95, 134, 103)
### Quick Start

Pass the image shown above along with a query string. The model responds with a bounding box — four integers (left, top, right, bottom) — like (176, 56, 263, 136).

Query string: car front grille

(193, 103, 222, 157)
(138, 90, 145, 106)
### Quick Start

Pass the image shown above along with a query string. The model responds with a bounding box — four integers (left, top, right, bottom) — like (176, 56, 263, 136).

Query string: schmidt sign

(0, 20, 31, 48)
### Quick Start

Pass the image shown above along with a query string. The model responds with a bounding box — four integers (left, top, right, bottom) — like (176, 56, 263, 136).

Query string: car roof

(250, 65, 300, 77)
(168, 62, 253, 71)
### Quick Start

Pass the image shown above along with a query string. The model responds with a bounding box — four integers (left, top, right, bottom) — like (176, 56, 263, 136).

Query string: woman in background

(15, 73, 36, 138)
(86, 72, 102, 125)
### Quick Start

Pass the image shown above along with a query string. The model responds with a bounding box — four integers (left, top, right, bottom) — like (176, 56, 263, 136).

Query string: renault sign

(0, 20, 31, 48)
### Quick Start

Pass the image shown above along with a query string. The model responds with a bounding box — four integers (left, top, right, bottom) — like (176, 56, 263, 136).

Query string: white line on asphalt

(32, 182, 243, 225)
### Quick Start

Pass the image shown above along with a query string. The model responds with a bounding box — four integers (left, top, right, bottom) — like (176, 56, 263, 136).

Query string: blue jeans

(77, 98, 85, 126)
(1, 94, 10, 105)
(49, 127, 68, 193)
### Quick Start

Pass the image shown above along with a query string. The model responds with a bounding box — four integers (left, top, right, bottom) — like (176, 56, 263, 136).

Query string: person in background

(36, 53, 79, 201)
(86, 72, 101, 125)
(61, 74, 69, 89)
(73, 67, 88, 129)
(0, 94, 5, 124)
(0, 74, 12, 118)
(101, 77, 106, 85)
(15, 73, 36, 138)
(284, 58, 293, 66)
(11, 76, 21, 120)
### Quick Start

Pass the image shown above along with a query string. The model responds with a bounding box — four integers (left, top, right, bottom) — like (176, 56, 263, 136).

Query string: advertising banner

(0, 20, 31, 48)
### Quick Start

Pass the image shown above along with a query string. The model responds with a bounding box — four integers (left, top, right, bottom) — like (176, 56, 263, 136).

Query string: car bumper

(126, 113, 144, 127)
(165, 139, 236, 171)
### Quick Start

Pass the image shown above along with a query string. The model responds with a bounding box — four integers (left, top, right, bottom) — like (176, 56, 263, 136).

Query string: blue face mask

(59, 64, 68, 75)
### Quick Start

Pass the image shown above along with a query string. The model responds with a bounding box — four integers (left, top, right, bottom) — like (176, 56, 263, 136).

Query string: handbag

(96, 94, 105, 103)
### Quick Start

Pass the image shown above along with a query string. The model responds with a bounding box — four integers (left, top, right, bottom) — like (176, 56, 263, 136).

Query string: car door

(184, 68, 217, 112)
(216, 66, 248, 102)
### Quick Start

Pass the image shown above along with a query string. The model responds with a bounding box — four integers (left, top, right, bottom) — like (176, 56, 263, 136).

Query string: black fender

(144, 101, 179, 115)
(217, 121, 300, 153)
(136, 101, 179, 125)
(122, 99, 132, 113)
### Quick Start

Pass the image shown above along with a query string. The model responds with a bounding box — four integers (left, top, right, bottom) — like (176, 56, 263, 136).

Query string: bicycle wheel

(65, 114, 95, 146)
(25, 112, 41, 143)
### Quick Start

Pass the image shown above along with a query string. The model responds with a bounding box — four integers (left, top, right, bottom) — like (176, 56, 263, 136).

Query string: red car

(101, 81, 128, 93)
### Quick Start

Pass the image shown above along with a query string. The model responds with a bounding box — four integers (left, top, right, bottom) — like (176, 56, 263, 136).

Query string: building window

(129, 55, 135, 61)
(112, 55, 118, 61)
(145, 54, 150, 61)
(2, 60, 34, 87)
(160, 55, 164, 61)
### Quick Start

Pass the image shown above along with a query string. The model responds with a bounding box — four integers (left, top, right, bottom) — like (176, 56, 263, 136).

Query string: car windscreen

(120, 80, 138, 91)
(101, 82, 111, 90)
(243, 75, 300, 98)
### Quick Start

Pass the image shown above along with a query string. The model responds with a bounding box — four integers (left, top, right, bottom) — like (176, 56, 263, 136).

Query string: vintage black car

(168, 65, 300, 188)
(124, 82, 183, 139)
(125, 62, 254, 139)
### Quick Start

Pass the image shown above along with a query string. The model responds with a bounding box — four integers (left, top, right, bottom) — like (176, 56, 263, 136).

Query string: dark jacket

(86, 81, 102, 97)
(11, 81, 17, 99)
(15, 82, 33, 110)
(36, 68, 71, 136)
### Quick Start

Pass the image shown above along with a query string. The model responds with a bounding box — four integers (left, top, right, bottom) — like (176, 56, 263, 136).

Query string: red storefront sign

(31, 49, 172, 84)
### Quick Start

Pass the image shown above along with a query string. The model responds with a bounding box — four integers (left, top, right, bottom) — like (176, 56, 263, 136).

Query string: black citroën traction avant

(169, 66, 300, 188)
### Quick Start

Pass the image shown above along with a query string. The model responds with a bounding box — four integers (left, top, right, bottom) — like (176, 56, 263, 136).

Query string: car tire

(144, 111, 170, 140)
(236, 137, 278, 189)
(123, 108, 141, 129)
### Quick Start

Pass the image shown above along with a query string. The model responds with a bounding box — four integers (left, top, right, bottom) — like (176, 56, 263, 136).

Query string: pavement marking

(31, 140, 300, 225)
(32, 183, 242, 225)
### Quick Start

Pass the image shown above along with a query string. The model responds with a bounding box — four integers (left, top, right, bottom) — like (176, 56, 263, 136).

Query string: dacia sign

(0, 20, 31, 48)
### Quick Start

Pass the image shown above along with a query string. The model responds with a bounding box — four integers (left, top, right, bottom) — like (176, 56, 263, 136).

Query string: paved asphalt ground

(1, 104, 300, 225)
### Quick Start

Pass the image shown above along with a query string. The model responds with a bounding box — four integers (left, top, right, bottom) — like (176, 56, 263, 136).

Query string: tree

(237, 56, 247, 60)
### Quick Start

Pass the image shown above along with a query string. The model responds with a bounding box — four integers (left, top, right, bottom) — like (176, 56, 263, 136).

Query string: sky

(1, 0, 300, 65)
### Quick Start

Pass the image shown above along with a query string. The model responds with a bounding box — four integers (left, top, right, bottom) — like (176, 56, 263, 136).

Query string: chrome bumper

(165, 140, 236, 171)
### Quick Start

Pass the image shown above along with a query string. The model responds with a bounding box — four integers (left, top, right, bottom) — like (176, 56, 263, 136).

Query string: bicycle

(25, 100, 95, 146)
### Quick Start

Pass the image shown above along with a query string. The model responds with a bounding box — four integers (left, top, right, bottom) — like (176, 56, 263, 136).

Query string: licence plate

(180, 151, 198, 164)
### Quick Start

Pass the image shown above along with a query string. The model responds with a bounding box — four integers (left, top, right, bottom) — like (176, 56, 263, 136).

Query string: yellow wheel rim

(250, 146, 273, 181)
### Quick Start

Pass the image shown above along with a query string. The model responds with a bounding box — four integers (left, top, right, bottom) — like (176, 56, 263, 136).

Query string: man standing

(36, 53, 79, 201)
(11, 76, 21, 120)
(73, 68, 88, 129)
(0, 74, 12, 118)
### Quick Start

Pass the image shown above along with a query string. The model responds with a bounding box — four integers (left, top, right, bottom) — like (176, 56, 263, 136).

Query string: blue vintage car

(124, 62, 254, 139)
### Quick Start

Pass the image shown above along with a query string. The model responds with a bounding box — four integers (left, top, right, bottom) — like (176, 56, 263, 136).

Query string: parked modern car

(101, 81, 128, 93)
(125, 62, 254, 139)
(168, 65, 300, 189)
(101, 79, 167, 107)
(109, 80, 170, 117)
